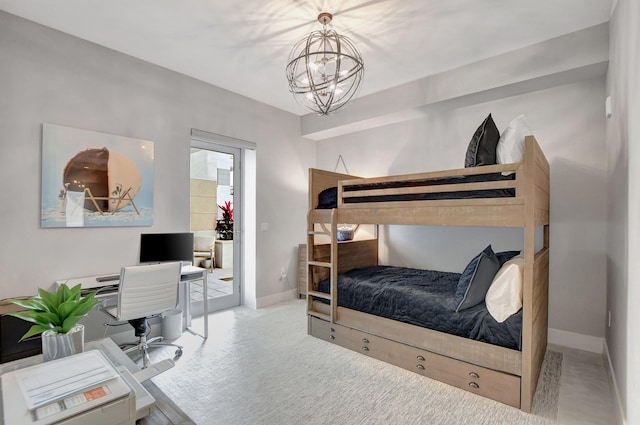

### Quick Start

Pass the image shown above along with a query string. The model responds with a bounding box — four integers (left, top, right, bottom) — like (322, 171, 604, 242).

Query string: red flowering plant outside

(216, 201, 233, 240)
(219, 201, 233, 221)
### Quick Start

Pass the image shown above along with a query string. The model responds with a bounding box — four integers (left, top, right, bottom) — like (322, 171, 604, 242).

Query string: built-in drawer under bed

(309, 316, 521, 408)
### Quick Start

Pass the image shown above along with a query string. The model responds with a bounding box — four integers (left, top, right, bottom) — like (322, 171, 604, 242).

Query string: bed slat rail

(342, 179, 517, 199)
(334, 203, 525, 227)
(338, 163, 521, 206)
(339, 162, 520, 186)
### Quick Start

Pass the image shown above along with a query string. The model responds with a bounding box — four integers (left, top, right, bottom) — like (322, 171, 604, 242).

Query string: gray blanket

(317, 265, 522, 350)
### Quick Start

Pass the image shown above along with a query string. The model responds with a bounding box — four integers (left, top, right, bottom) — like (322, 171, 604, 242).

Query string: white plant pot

(41, 324, 84, 362)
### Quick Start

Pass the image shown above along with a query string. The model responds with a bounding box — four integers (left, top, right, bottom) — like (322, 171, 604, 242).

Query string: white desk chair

(105, 262, 184, 368)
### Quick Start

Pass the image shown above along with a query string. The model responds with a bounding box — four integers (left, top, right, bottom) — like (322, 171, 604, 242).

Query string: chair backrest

(116, 262, 182, 321)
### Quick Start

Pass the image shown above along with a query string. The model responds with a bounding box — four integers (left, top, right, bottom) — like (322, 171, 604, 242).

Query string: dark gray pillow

(464, 114, 500, 167)
(455, 245, 500, 312)
(496, 250, 521, 267)
(317, 186, 337, 209)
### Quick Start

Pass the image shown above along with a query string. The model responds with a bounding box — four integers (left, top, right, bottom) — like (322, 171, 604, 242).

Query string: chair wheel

(175, 349, 183, 357)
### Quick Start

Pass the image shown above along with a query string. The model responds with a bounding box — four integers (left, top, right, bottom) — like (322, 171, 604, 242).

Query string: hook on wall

(334, 155, 349, 174)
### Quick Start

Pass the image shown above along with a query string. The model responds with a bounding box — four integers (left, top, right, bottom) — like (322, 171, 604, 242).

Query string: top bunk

(309, 135, 549, 228)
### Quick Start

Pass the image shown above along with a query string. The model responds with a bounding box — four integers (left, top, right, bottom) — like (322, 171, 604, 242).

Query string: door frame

(190, 132, 253, 312)
(191, 129, 256, 310)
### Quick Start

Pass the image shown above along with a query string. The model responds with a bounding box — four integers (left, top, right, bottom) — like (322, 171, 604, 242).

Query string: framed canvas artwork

(41, 124, 154, 227)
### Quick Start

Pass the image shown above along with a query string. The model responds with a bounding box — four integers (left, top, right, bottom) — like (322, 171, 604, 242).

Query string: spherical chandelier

(286, 12, 364, 116)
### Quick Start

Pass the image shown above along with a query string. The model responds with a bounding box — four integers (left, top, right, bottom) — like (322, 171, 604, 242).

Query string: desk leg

(184, 272, 208, 339)
(184, 280, 192, 328)
(203, 271, 208, 338)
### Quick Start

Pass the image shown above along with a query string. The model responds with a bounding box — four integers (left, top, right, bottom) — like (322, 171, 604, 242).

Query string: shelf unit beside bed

(306, 135, 549, 411)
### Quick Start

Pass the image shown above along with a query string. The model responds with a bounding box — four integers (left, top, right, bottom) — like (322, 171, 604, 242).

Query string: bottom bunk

(305, 240, 549, 411)
(315, 263, 523, 350)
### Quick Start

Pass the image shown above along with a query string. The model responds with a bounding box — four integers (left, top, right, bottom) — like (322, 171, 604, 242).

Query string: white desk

(56, 266, 208, 339)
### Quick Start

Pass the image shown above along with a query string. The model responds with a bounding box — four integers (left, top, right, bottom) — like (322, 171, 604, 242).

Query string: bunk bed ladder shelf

(306, 209, 338, 323)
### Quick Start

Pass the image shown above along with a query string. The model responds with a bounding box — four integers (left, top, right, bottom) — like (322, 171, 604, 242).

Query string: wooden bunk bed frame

(306, 136, 549, 411)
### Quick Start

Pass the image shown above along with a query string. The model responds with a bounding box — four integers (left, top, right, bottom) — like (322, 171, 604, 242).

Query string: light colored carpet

(149, 300, 561, 425)
(531, 350, 562, 421)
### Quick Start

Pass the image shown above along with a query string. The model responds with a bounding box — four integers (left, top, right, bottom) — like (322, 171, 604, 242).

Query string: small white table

(214, 240, 233, 269)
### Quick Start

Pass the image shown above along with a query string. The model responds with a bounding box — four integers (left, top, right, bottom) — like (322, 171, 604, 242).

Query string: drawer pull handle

(416, 355, 425, 361)
(329, 335, 335, 340)
(416, 364, 425, 370)
(468, 382, 479, 389)
(362, 338, 370, 344)
(362, 346, 369, 352)
(469, 372, 479, 379)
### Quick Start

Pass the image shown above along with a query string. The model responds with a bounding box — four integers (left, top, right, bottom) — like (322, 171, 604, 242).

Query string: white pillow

(485, 256, 524, 323)
(496, 115, 533, 165)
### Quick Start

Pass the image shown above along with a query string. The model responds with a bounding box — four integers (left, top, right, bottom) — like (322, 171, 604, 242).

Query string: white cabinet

(215, 240, 234, 269)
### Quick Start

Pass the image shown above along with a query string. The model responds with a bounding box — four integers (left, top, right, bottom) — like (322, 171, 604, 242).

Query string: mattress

(316, 265, 522, 350)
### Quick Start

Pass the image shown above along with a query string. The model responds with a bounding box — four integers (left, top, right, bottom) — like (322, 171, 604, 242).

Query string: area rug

(151, 301, 563, 425)
(531, 350, 563, 421)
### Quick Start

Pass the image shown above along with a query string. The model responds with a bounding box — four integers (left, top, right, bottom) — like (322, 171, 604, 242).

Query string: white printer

(0, 350, 159, 425)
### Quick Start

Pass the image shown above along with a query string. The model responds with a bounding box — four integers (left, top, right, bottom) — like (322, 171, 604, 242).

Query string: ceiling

(0, 0, 612, 116)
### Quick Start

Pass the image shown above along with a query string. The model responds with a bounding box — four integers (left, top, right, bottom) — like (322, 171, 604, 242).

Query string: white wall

(625, 0, 640, 420)
(302, 24, 609, 141)
(606, 0, 640, 423)
(0, 11, 314, 304)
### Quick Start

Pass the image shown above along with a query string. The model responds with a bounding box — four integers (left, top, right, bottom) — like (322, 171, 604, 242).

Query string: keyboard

(95, 274, 120, 283)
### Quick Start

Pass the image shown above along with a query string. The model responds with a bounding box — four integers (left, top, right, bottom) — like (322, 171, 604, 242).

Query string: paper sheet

(14, 350, 118, 410)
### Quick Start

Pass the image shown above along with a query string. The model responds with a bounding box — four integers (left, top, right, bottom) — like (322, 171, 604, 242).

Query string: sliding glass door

(190, 142, 242, 313)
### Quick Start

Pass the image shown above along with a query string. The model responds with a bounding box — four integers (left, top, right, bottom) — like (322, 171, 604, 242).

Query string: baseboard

(548, 328, 604, 353)
(255, 289, 297, 309)
(243, 296, 257, 310)
(604, 339, 627, 425)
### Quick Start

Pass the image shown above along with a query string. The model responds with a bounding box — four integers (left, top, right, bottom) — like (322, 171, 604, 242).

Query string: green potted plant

(215, 200, 234, 240)
(6, 283, 101, 361)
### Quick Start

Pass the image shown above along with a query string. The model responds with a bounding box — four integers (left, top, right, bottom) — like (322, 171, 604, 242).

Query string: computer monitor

(139, 232, 194, 265)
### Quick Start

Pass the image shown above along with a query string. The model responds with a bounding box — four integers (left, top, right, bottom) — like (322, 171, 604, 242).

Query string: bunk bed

(306, 135, 549, 412)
